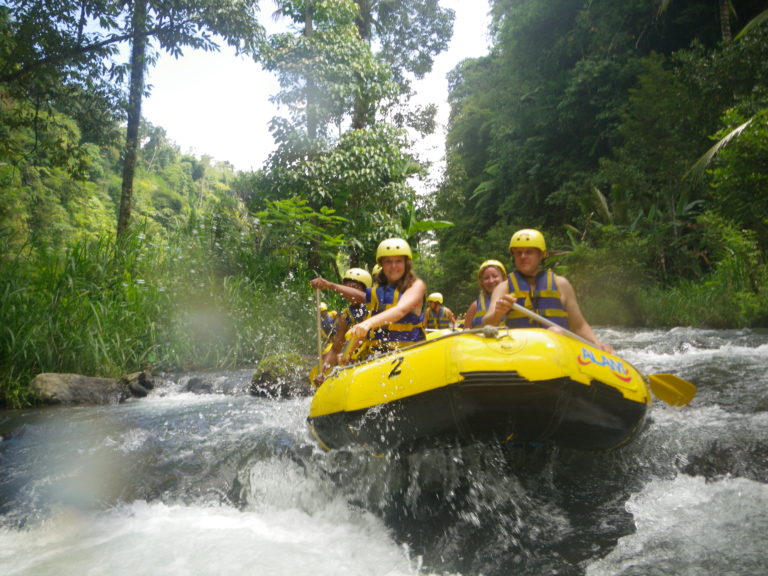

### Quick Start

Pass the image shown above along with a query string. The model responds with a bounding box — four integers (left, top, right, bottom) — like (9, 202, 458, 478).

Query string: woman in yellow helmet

(483, 229, 614, 352)
(463, 259, 507, 328)
(311, 238, 426, 355)
(350, 238, 426, 349)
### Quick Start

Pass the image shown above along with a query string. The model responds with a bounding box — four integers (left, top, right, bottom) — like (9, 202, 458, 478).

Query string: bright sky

(143, 0, 491, 178)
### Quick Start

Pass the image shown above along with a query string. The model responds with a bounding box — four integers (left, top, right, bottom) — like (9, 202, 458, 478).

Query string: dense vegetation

(1, 0, 767, 407)
(434, 0, 768, 326)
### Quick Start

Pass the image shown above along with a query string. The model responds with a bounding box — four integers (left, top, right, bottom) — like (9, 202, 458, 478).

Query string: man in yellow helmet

(423, 292, 456, 330)
(483, 229, 613, 352)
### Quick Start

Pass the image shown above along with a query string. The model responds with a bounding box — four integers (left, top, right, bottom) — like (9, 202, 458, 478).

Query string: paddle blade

(649, 373, 697, 406)
(308, 364, 320, 387)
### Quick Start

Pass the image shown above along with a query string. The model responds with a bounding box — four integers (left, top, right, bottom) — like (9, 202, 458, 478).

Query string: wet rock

(120, 370, 156, 398)
(30, 370, 156, 405)
(29, 373, 130, 405)
(250, 352, 313, 399)
(185, 377, 213, 394)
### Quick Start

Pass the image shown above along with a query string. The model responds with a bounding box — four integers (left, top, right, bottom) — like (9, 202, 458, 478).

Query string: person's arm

(310, 277, 366, 303)
(329, 314, 349, 356)
(314, 314, 350, 385)
(482, 280, 511, 326)
(463, 301, 478, 329)
(556, 275, 614, 353)
(445, 307, 457, 329)
(349, 279, 427, 339)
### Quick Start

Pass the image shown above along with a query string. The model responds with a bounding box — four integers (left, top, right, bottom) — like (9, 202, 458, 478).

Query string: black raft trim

(308, 371, 647, 453)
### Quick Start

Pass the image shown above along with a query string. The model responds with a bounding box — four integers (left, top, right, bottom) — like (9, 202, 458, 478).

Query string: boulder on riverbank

(29, 370, 155, 405)
(250, 352, 314, 399)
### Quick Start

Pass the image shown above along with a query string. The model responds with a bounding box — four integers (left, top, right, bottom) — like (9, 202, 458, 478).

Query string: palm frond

(657, 0, 673, 16)
(734, 8, 768, 41)
(684, 118, 753, 181)
(592, 186, 613, 224)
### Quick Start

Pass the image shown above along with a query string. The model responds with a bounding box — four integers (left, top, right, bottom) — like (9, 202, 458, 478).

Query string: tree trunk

(305, 2, 318, 142)
(117, 0, 148, 238)
(352, 0, 374, 129)
(719, 0, 732, 42)
(303, 3, 324, 270)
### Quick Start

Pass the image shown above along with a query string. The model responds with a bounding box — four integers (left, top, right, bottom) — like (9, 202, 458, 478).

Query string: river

(1, 327, 767, 575)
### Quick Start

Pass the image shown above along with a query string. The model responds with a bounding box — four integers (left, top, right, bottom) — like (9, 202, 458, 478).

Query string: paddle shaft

(512, 303, 697, 406)
(315, 289, 323, 368)
(511, 302, 595, 347)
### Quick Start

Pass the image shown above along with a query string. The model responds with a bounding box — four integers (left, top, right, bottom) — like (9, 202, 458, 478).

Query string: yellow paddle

(511, 302, 697, 406)
(645, 373, 697, 407)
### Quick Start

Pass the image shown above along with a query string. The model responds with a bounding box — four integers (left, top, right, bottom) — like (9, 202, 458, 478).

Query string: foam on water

(0, 388, 448, 575)
(0, 500, 425, 576)
(585, 475, 768, 576)
(3, 330, 767, 576)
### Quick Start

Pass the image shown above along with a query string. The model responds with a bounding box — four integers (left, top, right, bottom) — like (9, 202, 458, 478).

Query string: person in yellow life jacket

(350, 238, 427, 351)
(311, 268, 372, 383)
(312, 238, 426, 356)
(318, 302, 337, 342)
(424, 292, 456, 330)
(464, 259, 507, 328)
(482, 228, 614, 353)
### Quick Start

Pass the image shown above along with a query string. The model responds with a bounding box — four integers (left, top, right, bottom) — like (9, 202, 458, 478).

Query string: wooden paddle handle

(315, 289, 323, 368)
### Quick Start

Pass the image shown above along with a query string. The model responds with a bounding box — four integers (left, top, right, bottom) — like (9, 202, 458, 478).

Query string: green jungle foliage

(2, 0, 768, 407)
(0, 131, 321, 405)
(433, 0, 768, 326)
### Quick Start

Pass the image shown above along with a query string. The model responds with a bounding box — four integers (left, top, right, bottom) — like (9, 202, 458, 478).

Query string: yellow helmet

(319, 302, 328, 312)
(478, 259, 507, 278)
(427, 292, 443, 304)
(343, 267, 372, 289)
(376, 238, 412, 263)
(509, 229, 547, 257)
(371, 264, 382, 276)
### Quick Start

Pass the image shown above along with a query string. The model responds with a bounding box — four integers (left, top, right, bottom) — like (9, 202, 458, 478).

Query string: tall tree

(118, 0, 149, 237)
(115, 0, 264, 238)
(263, 0, 393, 151)
(0, 0, 126, 163)
(258, 0, 443, 270)
(1, 1, 264, 238)
(351, 0, 454, 130)
(659, 0, 734, 42)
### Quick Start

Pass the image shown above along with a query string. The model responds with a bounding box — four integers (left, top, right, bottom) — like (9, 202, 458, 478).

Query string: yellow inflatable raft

(307, 327, 651, 453)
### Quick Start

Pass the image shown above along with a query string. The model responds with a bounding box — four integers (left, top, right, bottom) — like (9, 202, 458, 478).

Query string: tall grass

(568, 216, 768, 328)
(0, 223, 316, 407)
(640, 253, 768, 328)
(4, 206, 766, 407)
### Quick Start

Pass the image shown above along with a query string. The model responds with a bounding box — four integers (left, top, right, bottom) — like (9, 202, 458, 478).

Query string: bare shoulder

(554, 273, 575, 293)
(407, 278, 427, 300)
